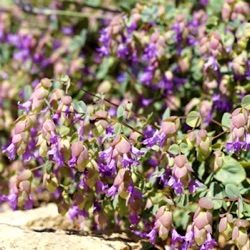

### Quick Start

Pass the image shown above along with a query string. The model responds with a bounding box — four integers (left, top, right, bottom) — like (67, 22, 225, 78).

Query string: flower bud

(19, 180, 31, 194)
(114, 137, 131, 154)
(232, 226, 249, 249)
(219, 214, 233, 241)
(161, 116, 180, 136)
(95, 212, 108, 229)
(40, 78, 52, 88)
(154, 206, 173, 240)
(18, 169, 32, 181)
(61, 96, 72, 105)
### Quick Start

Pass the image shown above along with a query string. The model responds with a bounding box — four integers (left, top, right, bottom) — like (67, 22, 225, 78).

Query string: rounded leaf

(186, 111, 201, 128)
(241, 95, 250, 110)
(168, 144, 179, 155)
(221, 112, 231, 131)
(198, 197, 214, 210)
(225, 184, 241, 199)
(214, 157, 246, 185)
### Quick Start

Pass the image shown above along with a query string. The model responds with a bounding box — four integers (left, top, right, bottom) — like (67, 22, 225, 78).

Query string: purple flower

(200, 233, 217, 250)
(24, 195, 33, 210)
(204, 56, 219, 71)
(6, 193, 18, 210)
(22, 147, 33, 162)
(99, 159, 117, 177)
(226, 140, 244, 153)
(48, 144, 64, 167)
(106, 185, 117, 198)
(96, 180, 107, 194)
(171, 23, 183, 55)
(129, 212, 140, 224)
(147, 227, 157, 244)
(117, 43, 129, 59)
(68, 205, 89, 221)
(143, 130, 166, 148)
(212, 94, 232, 112)
(52, 113, 61, 125)
(127, 21, 137, 33)
(140, 66, 155, 86)
(127, 185, 142, 204)
(171, 228, 185, 246)
(14, 49, 30, 62)
(188, 35, 198, 46)
(168, 176, 184, 195)
(7, 34, 18, 45)
(98, 28, 111, 57)
(18, 100, 32, 113)
(143, 43, 157, 60)
(68, 156, 77, 168)
(98, 46, 110, 56)
(141, 98, 152, 106)
(2, 142, 16, 160)
(122, 153, 135, 168)
(62, 26, 73, 35)
(188, 180, 201, 193)
(101, 126, 114, 143)
(159, 167, 172, 187)
(200, 0, 209, 7)
(99, 146, 113, 160)
(121, 147, 143, 169)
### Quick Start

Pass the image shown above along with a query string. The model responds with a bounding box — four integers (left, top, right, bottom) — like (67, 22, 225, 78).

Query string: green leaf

(206, 16, 218, 30)
(112, 195, 119, 209)
(180, 143, 189, 155)
(211, 142, 222, 151)
(60, 75, 71, 93)
(114, 123, 122, 135)
(117, 105, 125, 121)
(117, 198, 127, 217)
(241, 95, 250, 110)
(162, 108, 170, 120)
(214, 157, 246, 184)
(238, 197, 244, 217)
(69, 29, 87, 52)
(59, 125, 70, 136)
(222, 32, 235, 47)
(208, 0, 224, 15)
(221, 112, 231, 131)
(225, 184, 241, 199)
(198, 162, 206, 179)
(243, 202, 250, 218)
(96, 58, 114, 79)
(23, 85, 32, 100)
(206, 182, 224, 209)
(168, 144, 179, 155)
(45, 161, 53, 174)
(141, 5, 158, 23)
(173, 209, 190, 230)
(186, 111, 201, 128)
(73, 100, 87, 113)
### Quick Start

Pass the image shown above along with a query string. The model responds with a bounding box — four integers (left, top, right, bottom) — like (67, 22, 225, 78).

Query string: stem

(15, 2, 113, 19)
(61, 0, 121, 13)
(191, 172, 204, 184)
(208, 117, 230, 130)
(119, 121, 144, 136)
(80, 88, 120, 109)
(212, 130, 229, 141)
(31, 164, 45, 172)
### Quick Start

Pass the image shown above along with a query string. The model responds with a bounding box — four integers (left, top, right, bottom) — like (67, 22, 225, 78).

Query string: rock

(0, 203, 141, 250)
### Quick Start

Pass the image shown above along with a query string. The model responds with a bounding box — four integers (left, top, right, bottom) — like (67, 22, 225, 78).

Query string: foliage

(1, 0, 250, 249)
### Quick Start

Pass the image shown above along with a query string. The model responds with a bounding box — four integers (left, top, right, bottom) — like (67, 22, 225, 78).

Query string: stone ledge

(0, 204, 141, 250)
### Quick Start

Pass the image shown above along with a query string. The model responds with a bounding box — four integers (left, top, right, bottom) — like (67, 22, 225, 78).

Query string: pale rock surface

(0, 203, 141, 250)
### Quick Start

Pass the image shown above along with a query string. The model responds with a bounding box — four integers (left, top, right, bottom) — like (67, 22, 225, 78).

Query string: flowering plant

(1, 0, 250, 249)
